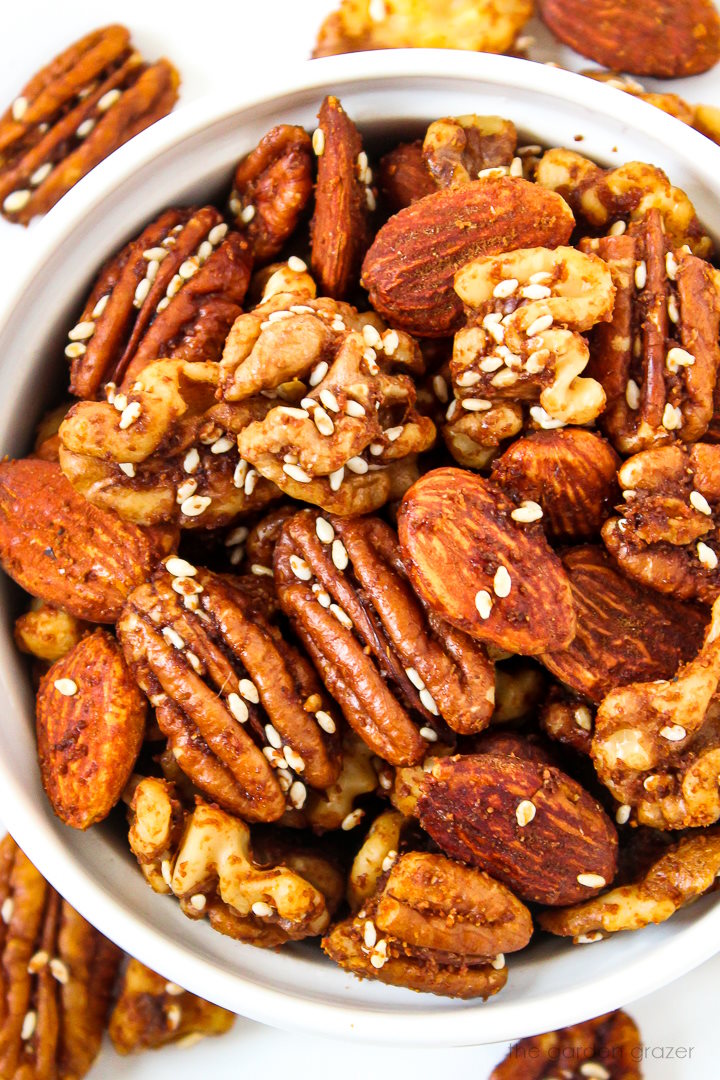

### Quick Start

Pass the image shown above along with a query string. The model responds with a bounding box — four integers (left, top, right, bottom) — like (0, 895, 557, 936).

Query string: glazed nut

(490, 1010, 643, 1080)
(422, 114, 517, 188)
(347, 809, 404, 911)
(378, 140, 437, 212)
(14, 599, 87, 662)
(323, 851, 533, 999)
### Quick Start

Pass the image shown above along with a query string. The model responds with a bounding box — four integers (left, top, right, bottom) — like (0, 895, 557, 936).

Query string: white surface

(1, 1, 720, 1076)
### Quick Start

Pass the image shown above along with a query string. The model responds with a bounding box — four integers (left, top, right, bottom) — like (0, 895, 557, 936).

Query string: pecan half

(361, 177, 575, 337)
(602, 443, 720, 604)
(66, 207, 252, 399)
(0, 458, 160, 622)
(537, 148, 712, 257)
(14, 599, 88, 662)
(0, 26, 179, 224)
(592, 596, 720, 829)
(580, 210, 720, 453)
(230, 124, 312, 263)
(491, 429, 620, 541)
(60, 358, 280, 528)
(128, 780, 334, 944)
(415, 754, 618, 905)
(398, 468, 576, 654)
(275, 510, 495, 764)
(322, 851, 532, 999)
(109, 958, 235, 1053)
(449, 246, 614, 437)
(313, 0, 533, 57)
(117, 562, 341, 820)
(310, 96, 372, 300)
(491, 1010, 643, 1080)
(422, 115, 517, 188)
(36, 629, 146, 829)
(541, 545, 707, 703)
(0, 834, 121, 1078)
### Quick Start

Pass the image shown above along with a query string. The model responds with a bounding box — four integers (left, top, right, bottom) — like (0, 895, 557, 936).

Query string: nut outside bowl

(0, 50, 719, 1047)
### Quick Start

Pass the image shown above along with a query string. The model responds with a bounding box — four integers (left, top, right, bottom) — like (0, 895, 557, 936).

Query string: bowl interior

(0, 52, 719, 1047)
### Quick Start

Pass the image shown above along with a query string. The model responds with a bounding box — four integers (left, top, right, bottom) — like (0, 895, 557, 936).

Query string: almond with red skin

(0, 458, 159, 622)
(418, 754, 618, 906)
(36, 629, 146, 829)
(539, 0, 720, 77)
(361, 177, 574, 337)
(379, 140, 436, 211)
(398, 467, 576, 654)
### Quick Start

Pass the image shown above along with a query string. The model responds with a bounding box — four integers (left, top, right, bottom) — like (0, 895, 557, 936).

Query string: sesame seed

(382, 330, 399, 356)
(667, 295, 680, 324)
(166, 274, 183, 298)
(21, 1011, 36, 1041)
(510, 156, 524, 177)
(64, 341, 86, 359)
(311, 518, 334, 547)
(165, 982, 185, 996)
(363, 347, 377, 365)
(118, 462, 135, 478)
(330, 603, 353, 629)
(491, 953, 506, 970)
(208, 223, 228, 246)
(181, 492, 212, 517)
(615, 804, 631, 825)
(341, 809, 365, 831)
(319, 388, 339, 413)
(690, 489, 712, 515)
(312, 128, 325, 155)
(286, 779, 306, 810)
(313, 406, 335, 436)
(250, 563, 273, 577)
(30, 161, 53, 187)
(283, 463, 312, 484)
(3, 188, 31, 214)
(660, 723, 687, 741)
(11, 96, 27, 121)
(634, 260, 647, 290)
(225, 525, 249, 547)
(666, 346, 695, 371)
(419, 725, 438, 741)
(332, 539, 348, 570)
(366, 187, 376, 211)
(166, 1004, 182, 1030)
(1, 898, 13, 924)
(362, 324, 382, 348)
(231, 459, 247, 488)
(186, 651, 202, 673)
(54, 678, 77, 696)
(385, 425, 404, 443)
(314, 586, 332, 608)
(625, 378, 641, 410)
(461, 398, 492, 412)
(92, 294, 109, 318)
(419, 688, 438, 715)
(577, 873, 606, 888)
(493, 278, 518, 299)
(345, 456, 368, 475)
(381, 850, 397, 873)
(493, 566, 511, 597)
(176, 479, 197, 503)
(432, 375, 449, 402)
(315, 710, 336, 734)
(666, 251, 678, 280)
(520, 283, 553, 301)
(28, 949, 49, 973)
(574, 706, 593, 732)
(329, 467, 345, 491)
(475, 590, 493, 619)
(516, 800, 536, 826)
(265, 724, 282, 749)
(511, 500, 543, 523)
(189, 894, 206, 911)
(309, 361, 329, 387)
(162, 626, 185, 650)
(119, 401, 142, 430)
(525, 313, 553, 337)
(157, 297, 170, 312)
(364, 920, 377, 948)
(161, 859, 173, 886)
(369, 0, 387, 20)
(290, 554, 312, 581)
(283, 745, 305, 771)
(97, 88, 121, 111)
(405, 667, 425, 690)
(369, 940, 388, 968)
(478, 166, 509, 179)
(49, 957, 69, 984)
(575, 932, 603, 944)
(245, 468, 259, 496)
(210, 435, 234, 454)
(698, 541, 718, 570)
(287, 255, 307, 273)
(580, 1065, 611, 1080)
(166, 557, 197, 578)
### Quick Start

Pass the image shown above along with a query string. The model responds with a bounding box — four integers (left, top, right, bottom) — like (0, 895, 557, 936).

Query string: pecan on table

(323, 851, 532, 999)
(109, 958, 235, 1054)
(580, 210, 720, 454)
(592, 596, 720, 829)
(602, 442, 720, 604)
(536, 147, 713, 257)
(230, 124, 313, 264)
(541, 545, 707, 703)
(59, 358, 280, 528)
(65, 207, 251, 400)
(128, 779, 335, 945)
(491, 1010, 643, 1080)
(117, 562, 342, 821)
(0, 834, 121, 1079)
(539, 828, 720, 945)
(274, 510, 495, 765)
(446, 245, 614, 452)
(0, 25, 179, 224)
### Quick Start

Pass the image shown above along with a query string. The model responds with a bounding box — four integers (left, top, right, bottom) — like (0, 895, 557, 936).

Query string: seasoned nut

(235, 504, 297, 578)
(491, 1010, 643, 1080)
(449, 246, 614, 437)
(0, 26, 179, 224)
(310, 96, 372, 300)
(491, 660, 547, 725)
(60, 358, 280, 528)
(361, 176, 575, 337)
(539, 0, 720, 77)
(541, 545, 707, 703)
(443, 398, 524, 470)
(398, 468, 576, 654)
(540, 685, 595, 756)
(36, 629, 146, 829)
(14, 599, 88, 661)
(580, 210, 720, 453)
(422, 115, 517, 188)
(109, 958, 235, 1053)
(117, 563, 341, 820)
(304, 732, 380, 832)
(66, 207, 252, 399)
(0, 458, 160, 622)
(602, 442, 720, 604)
(127, 776, 185, 893)
(378, 140, 436, 212)
(491, 429, 620, 541)
(323, 851, 532, 999)
(583, 70, 696, 125)
(540, 828, 720, 942)
(0, 833, 121, 1078)
(347, 809, 405, 911)
(230, 124, 312, 263)
(537, 148, 712, 257)
(128, 781, 333, 945)
(234, 327, 434, 515)
(416, 754, 618, 905)
(275, 510, 495, 764)
(313, 0, 533, 57)
(592, 596, 720, 829)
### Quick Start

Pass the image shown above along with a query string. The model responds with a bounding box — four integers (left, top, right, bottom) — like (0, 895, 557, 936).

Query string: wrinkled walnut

(423, 115, 517, 188)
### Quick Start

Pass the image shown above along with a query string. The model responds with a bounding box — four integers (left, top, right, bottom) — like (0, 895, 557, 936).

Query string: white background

(1, 2, 720, 1076)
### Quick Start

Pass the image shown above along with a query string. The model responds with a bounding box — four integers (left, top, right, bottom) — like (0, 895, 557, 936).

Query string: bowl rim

(2, 48, 720, 1047)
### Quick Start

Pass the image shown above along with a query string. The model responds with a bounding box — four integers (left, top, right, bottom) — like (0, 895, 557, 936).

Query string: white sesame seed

(312, 518, 334, 546)
(97, 88, 121, 112)
(432, 374, 449, 402)
(690, 489, 712, 515)
(405, 667, 425, 691)
(265, 724, 282, 749)
(225, 526, 249, 547)
(64, 341, 86, 359)
(312, 128, 325, 156)
(162, 626, 185, 650)
(493, 278, 518, 299)
(210, 435, 234, 454)
(119, 401, 142, 430)
(313, 406, 335, 436)
(385, 425, 404, 442)
(117, 462, 136, 479)
(290, 554, 312, 581)
(346, 456, 369, 474)
(49, 957, 69, 984)
(477, 357, 501, 374)
(233, 681, 257, 707)
(166, 274, 183, 298)
(667, 295, 680, 324)
(186, 651, 202, 673)
(30, 161, 53, 187)
(364, 920, 377, 948)
(381, 850, 397, 872)
(341, 809, 365, 831)
(11, 96, 27, 121)
(161, 859, 173, 886)
(363, 347, 377, 365)
(345, 399, 366, 418)
(208, 223, 228, 246)
(283, 745, 305, 772)
(157, 297, 170, 313)
(289, 780, 307, 810)
(511, 500, 543, 523)
(3, 188, 31, 214)
(92, 294, 109, 318)
(1, 898, 13, 925)
(419, 688, 438, 715)
(362, 324, 382, 348)
(27, 949, 49, 974)
(309, 361, 329, 387)
(521, 283, 552, 301)
(698, 541, 718, 570)
(666, 251, 679, 280)
(493, 565, 511, 597)
(315, 710, 336, 734)
(320, 388, 339, 413)
(475, 590, 493, 619)
(660, 723, 687, 741)
(314, 587, 332, 608)
(615, 804, 631, 825)
(181, 494, 212, 517)
(283, 463, 312, 484)
(461, 398, 492, 412)
(251, 563, 273, 577)
(525, 313, 553, 337)
(179, 258, 199, 281)
(196, 241, 213, 263)
(666, 346, 695, 372)
(419, 725, 438, 742)
(382, 329, 399, 356)
(580, 1064, 611, 1080)
(21, 1010, 36, 1041)
(332, 318, 346, 333)
(328, 467, 345, 491)
(575, 932, 604, 944)
(510, 155, 524, 177)
(514, 798, 536, 828)
(634, 260, 647, 290)
(625, 378, 641, 410)
(54, 678, 77, 696)
(577, 873, 606, 888)
(330, 603, 353, 629)
(366, 187, 376, 211)
(190, 894, 206, 911)
(609, 219, 626, 235)
(575, 706, 593, 732)
(331, 539, 348, 570)
(286, 255, 307, 273)
(176, 479, 198, 502)
(165, 982, 185, 996)
(369, 940, 388, 968)
(166, 557, 197, 578)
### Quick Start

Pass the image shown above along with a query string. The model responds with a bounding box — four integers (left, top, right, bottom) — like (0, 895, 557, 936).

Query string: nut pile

(3, 93, 720, 1013)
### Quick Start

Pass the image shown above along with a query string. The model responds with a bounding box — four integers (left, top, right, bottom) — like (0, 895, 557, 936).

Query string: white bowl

(0, 50, 719, 1049)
